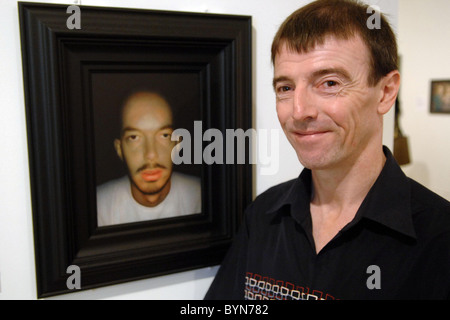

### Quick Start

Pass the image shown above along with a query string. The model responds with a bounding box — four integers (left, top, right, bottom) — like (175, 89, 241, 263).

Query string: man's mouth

(295, 130, 327, 135)
(293, 130, 330, 138)
(140, 168, 163, 182)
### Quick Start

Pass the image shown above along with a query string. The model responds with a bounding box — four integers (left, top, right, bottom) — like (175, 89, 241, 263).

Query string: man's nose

(144, 137, 158, 160)
(292, 86, 318, 121)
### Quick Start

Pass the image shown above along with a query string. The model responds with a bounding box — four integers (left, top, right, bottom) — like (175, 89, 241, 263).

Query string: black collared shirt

(205, 147, 450, 300)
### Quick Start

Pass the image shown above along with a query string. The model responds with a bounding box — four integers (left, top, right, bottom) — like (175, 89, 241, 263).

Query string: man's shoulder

(409, 178, 450, 237)
(170, 172, 201, 209)
(97, 176, 129, 197)
(258, 178, 297, 199)
(247, 178, 298, 214)
(409, 178, 450, 212)
(171, 171, 201, 186)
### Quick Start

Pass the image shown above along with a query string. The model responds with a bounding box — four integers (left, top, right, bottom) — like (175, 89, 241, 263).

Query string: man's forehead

(121, 95, 173, 130)
(274, 35, 370, 67)
(273, 35, 371, 83)
(121, 114, 173, 134)
(123, 92, 171, 115)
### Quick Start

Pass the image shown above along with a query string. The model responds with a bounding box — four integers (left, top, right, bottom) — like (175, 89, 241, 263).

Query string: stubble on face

(116, 92, 176, 207)
(273, 36, 383, 171)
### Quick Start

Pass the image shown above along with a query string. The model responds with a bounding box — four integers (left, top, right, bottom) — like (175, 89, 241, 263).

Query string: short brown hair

(271, 0, 398, 86)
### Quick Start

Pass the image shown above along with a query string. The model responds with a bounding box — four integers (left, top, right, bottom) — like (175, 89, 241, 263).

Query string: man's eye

(126, 135, 139, 141)
(324, 80, 338, 88)
(276, 85, 293, 96)
(279, 86, 292, 92)
(161, 133, 171, 139)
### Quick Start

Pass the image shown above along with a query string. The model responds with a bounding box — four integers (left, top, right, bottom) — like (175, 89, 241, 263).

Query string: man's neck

(310, 145, 386, 253)
(131, 180, 171, 208)
(311, 146, 386, 207)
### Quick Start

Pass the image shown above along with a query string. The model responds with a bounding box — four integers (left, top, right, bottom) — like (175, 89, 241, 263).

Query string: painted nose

(144, 137, 158, 161)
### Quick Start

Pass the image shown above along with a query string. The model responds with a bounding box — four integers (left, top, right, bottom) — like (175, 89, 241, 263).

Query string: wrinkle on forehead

(274, 36, 372, 88)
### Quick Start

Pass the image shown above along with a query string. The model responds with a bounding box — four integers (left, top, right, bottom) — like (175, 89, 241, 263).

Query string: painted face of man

(115, 92, 176, 206)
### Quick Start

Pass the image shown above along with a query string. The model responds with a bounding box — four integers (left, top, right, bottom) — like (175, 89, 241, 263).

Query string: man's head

(272, 0, 398, 86)
(272, 0, 400, 170)
(114, 91, 176, 206)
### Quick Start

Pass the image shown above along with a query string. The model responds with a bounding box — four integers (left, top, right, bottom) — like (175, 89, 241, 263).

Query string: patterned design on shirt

(245, 272, 337, 300)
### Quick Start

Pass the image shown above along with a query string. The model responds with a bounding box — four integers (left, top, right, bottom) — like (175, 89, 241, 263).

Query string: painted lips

(140, 169, 163, 182)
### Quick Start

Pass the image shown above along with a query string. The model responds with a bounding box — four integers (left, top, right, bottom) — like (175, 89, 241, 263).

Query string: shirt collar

(266, 146, 417, 240)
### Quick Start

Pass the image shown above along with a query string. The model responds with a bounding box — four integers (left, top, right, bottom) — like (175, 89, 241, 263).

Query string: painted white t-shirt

(97, 172, 201, 226)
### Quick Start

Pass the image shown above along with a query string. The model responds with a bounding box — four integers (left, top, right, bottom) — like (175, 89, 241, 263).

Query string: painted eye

(161, 133, 171, 139)
(159, 128, 174, 139)
(126, 134, 140, 142)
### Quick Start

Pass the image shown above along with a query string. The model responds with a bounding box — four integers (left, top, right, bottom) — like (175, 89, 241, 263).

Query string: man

(97, 91, 201, 226)
(205, 0, 450, 300)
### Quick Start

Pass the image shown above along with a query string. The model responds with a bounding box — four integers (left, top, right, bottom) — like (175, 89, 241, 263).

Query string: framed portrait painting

(19, 2, 252, 298)
(430, 80, 450, 114)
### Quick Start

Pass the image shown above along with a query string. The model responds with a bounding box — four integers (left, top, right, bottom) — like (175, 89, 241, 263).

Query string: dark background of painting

(91, 71, 202, 186)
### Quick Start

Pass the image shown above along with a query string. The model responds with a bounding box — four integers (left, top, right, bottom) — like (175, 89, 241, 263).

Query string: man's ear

(114, 139, 123, 161)
(377, 70, 401, 115)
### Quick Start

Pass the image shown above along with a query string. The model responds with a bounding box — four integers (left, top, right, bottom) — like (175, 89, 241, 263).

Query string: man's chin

(131, 175, 171, 195)
(141, 187, 166, 196)
(296, 150, 339, 170)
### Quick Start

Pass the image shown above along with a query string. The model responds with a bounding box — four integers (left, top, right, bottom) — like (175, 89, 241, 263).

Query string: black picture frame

(430, 80, 450, 114)
(19, 2, 252, 298)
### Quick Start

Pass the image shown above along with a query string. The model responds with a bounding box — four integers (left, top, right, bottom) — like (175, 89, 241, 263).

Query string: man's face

(273, 36, 385, 170)
(115, 93, 176, 199)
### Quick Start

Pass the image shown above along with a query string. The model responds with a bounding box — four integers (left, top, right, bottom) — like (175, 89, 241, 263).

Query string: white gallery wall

(0, 0, 397, 299)
(398, 0, 450, 201)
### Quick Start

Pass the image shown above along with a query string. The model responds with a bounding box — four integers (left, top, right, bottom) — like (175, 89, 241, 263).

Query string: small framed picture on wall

(430, 80, 450, 114)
